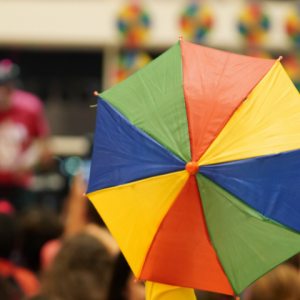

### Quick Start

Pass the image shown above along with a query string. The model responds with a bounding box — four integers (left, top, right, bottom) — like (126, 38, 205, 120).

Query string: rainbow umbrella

(87, 40, 300, 298)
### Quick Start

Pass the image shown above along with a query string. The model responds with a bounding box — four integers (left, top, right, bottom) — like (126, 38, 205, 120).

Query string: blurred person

(194, 290, 230, 300)
(40, 239, 62, 273)
(0, 275, 14, 300)
(25, 295, 54, 300)
(249, 264, 300, 300)
(108, 253, 145, 300)
(285, 253, 300, 270)
(85, 199, 119, 257)
(62, 175, 88, 236)
(0, 59, 50, 211)
(42, 232, 113, 300)
(20, 208, 64, 273)
(63, 175, 119, 256)
(0, 213, 40, 297)
(39, 175, 119, 273)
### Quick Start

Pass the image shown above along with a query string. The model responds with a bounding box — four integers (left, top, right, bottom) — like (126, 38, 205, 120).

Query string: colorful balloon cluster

(180, 2, 213, 44)
(286, 6, 300, 45)
(246, 49, 272, 60)
(246, 49, 300, 92)
(116, 51, 152, 83)
(238, 3, 270, 45)
(281, 54, 300, 91)
(117, 3, 151, 48)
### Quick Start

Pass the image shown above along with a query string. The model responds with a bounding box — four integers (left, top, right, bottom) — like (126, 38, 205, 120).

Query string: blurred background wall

(1, 0, 299, 207)
(0, 0, 298, 134)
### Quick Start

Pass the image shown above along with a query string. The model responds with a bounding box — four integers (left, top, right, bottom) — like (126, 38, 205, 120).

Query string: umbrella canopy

(86, 40, 300, 297)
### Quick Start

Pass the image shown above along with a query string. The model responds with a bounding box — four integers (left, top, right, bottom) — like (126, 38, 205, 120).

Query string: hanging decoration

(115, 51, 152, 83)
(281, 54, 300, 91)
(286, 5, 300, 46)
(238, 2, 270, 45)
(245, 48, 272, 60)
(117, 3, 151, 48)
(245, 49, 300, 92)
(180, 2, 213, 44)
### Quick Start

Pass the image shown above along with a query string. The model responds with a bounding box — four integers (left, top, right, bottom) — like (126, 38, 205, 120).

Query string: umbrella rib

(196, 54, 231, 162)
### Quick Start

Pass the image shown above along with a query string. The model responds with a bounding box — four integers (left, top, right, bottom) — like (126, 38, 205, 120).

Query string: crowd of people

(0, 172, 146, 300)
(0, 58, 143, 300)
(1, 58, 300, 300)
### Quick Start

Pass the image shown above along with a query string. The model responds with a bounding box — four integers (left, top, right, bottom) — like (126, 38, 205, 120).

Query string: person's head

(0, 213, 18, 259)
(42, 233, 113, 300)
(251, 264, 300, 300)
(0, 59, 19, 111)
(108, 253, 145, 300)
(20, 208, 64, 272)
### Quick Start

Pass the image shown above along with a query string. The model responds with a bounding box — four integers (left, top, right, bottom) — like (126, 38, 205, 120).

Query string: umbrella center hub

(185, 161, 199, 175)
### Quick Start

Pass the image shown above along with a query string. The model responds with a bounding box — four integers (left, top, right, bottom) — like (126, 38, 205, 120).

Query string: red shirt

(0, 90, 50, 187)
(0, 259, 40, 296)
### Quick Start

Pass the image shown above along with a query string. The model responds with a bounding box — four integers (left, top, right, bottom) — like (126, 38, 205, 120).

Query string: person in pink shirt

(0, 59, 50, 210)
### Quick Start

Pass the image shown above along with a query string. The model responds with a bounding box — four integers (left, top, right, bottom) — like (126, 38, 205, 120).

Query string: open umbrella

(86, 39, 300, 298)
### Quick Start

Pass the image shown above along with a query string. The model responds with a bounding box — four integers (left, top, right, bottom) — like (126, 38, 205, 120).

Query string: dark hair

(42, 233, 112, 300)
(20, 208, 64, 272)
(107, 253, 132, 300)
(26, 295, 54, 300)
(251, 264, 300, 300)
(0, 213, 18, 258)
(0, 275, 13, 300)
(86, 200, 106, 227)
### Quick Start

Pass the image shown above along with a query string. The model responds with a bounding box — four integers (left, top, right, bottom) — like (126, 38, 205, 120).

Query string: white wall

(0, 0, 296, 50)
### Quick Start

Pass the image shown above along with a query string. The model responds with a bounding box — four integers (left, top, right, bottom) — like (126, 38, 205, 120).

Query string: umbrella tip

(179, 35, 183, 41)
(134, 278, 139, 284)
(94, 91, 98, 96)
(83, 193, 87, 198)
(236, 297, 240, 300)
(278, 56, 283, 61)
(186, 161, 199, 175)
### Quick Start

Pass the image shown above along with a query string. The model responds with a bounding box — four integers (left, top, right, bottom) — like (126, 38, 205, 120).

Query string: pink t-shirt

(0, 90, 50, 187)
